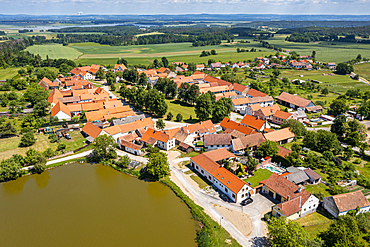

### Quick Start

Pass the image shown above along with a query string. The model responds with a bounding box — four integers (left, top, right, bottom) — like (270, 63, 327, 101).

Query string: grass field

(165, 99, 197, 122)
(0, 131, 86, 160)
(243, 169, 272, 187)
(0, 67, 20, 80)
(296, 211, 333, 238)
(305, 183, 332, 197)
(25, 44, 83, 59)
(266, 35, 370, 63)
(354, 63, 370, 81)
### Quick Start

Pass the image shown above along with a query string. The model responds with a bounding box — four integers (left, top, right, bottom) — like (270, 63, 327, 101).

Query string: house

(323, 191, 370, 218)
(81, 122, 107, 143)
(232, 83, 248, 95)
(271, 110, 296, 125)
(246, 104, 262, 116)
(140, 128, 175, 151)
(277, 92, 315, 111)
(232, 96, 274, 115)
(327, 62, 337, 70)
(241, 115, 270, 132)
(190, 149, 253, 203)
(157, 67, 171, 74)
(50, 101, 71, 120)
(261, 173, 319, 220)
(114, 64, 127, 72)
(264, 128, 295, 144)
(118, 138, 143, 156)
(196, 64, 205, 70)
(182, 120, 216, 137)
(39, 77, 59, 90)
(306, 105, 323, 113)
(178, 142, 194, 153)
(283, 169, 310, 185)
(246, 88, 267, 98)
(220, 118, 255, 136)
(304, 168, 322, 184)
(210, 62, 222, 70)
(292, 111, 307, 123)
(231, 133, 266, 155)
(254, 104, 280, 120)
(204, 134, 232, 150)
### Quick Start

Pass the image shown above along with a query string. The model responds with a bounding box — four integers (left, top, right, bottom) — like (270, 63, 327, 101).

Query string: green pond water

(0, 163, 197, 246)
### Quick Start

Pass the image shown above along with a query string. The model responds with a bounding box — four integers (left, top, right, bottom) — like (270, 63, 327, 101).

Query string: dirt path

(214, 204, 253, 237)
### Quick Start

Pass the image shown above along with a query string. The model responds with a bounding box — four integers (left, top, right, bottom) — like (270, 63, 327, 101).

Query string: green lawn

(305, 183, 331, 198)
(190, 174, 211, 189)
(165, 99, 197, 123)
(243, 169, 272, 187)
(0, 130, 86, 161)
(179, 151, 200, 158)
(296, 212, 333, 239)
(25, 44, 83, 59)
(266, 35, 370, 63)
(0, 67, 21, 80)
(354, 63, 370, 81)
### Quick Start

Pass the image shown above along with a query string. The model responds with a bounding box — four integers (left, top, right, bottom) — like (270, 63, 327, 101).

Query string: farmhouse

(39, 77, 59, 90)
(254, 104, 280, 120)
(81, 122, 108, 143)
(261, 173, 319, 220)
(114, 64, 127, 72)
(241, 115, 270, 132)
(271, 110, 296, 125)
(264, 128, 295, 144)
(323, 191, 370, 218)
(190, 149, 254, 203)
(140, 128, 176, 151)
(203, 134, 232, 150)
(277, 92, 315, 111)
(50, 101, 71, 120)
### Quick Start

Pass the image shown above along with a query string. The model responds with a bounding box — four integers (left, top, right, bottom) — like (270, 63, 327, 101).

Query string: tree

(281, 119, 307, 137)
(329, 98, 349, 116)
(33, 100, 51, 117)
(117, 155, 131, 168)
(343, 146, 354, 160)
(1, 158, 22, 183)
(321, 88, 329, 96)
(166, 112, 173, 121)
(153, 59, 160, 68)
(272, 69, 280, 77)
(20, 131, 36, 147)
(25, 148, 46, 168)
(212, 97, 232, 123)
(336, 63, 354, 75)
(91, 135, 117, 161)
(331, 115, 347, 138)
(268, 217, 310, 247)
(117, 58, 128, 66)
(24, 84, 49, 106)
(156, 119, 165, 130)
(358, 100, 370, 119)
(35, 67, 57, 80)
(0, 121, 17, 136)
(210, 50, 217, 55)
(147, 89, 168, 117)
(187, 84, 200, 104)
(258, 140, 279, 157)
(161, 57, 169, 68)
(176, 113, 183, 122)
(319, 215, 366, 247)
(195, 93, 213, 121)
(146, 152, 170, 179)
(311, 50, 316, 58)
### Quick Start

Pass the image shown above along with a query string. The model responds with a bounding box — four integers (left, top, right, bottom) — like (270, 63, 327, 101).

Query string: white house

(190, 149, 254, 203)
(51, 102, 71, 120)
(323, 191, 370, 218)
(140, 128, 176, 151)
(203, 134, 232, 150)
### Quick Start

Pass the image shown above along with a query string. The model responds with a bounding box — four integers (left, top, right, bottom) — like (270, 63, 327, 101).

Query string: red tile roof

(82, 122, 102, 139)
(141, 128, 170, 143)
(51, 101, 71, 117)
(241, 115, 266, 130)
(273, 110, 293, 120)
(329, 191, 370, 213)
(276, 196, 303, 216)
(277, 92, 312, 109)
(264, 128, 295, 142)
(246, 88, 267, 97)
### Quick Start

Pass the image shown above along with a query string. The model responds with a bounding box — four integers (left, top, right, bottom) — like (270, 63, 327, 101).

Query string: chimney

(287, 195, 290, 201)
(298, 187, 302, 193)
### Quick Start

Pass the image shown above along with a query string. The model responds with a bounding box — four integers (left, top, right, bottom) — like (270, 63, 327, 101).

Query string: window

(232, 194, 235, 198)
(201, 170, 204, 174)
(225, 188, 228, 193)
(241, 194, 244, 198)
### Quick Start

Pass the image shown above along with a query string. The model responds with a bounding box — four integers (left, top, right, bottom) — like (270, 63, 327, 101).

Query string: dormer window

(221, 177, 224, 180)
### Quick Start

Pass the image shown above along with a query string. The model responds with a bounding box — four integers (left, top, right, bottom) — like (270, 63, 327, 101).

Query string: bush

(264, 213, 271, 221)
(176, 113, 183, 122)
(19, 131, 36, 147)
(166, 112, 173, 121)
(354, 158, 362, 164)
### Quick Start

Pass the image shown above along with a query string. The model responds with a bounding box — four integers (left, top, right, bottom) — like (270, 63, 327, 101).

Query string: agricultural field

(354, 62, 370, 81)
(25, 44, 83, 60)
(0, 67, 21, 80)
(266, 35, 370, 63)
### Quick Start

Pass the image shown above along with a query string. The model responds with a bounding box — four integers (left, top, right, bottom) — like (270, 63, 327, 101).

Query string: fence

(41, 119, 87, 128)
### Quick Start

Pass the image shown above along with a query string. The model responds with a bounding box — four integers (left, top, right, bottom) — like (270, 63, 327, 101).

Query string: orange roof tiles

(264, 128, 295, 142)
(51, 101, 71, 117)
(277, 92, 312, 109)
(241, 115, 266, 130)
(119, 139, 142, 151)
(115, 64, 127, 70)
(47, 89, 63, 104)
(276, 196, 303, 217)
(82, 122, 102, 139)
(246, 88, 267, 97)
(141, 128, 170, 143)
(273, 110, 293, 120)
(232, 97, 250, 106)
(220, 118, 255, 136)
(329, 191, 370, 213)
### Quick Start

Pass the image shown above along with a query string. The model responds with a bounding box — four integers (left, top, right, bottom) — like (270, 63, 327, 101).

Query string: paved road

(115, 149, 148, 163)
(169, 158, 271, 247)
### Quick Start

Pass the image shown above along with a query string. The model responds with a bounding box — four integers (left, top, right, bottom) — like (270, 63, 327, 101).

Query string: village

(30, 52, 370, 246)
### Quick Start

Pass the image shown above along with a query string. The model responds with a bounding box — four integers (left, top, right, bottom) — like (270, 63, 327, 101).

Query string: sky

(0, 0, 370, 15)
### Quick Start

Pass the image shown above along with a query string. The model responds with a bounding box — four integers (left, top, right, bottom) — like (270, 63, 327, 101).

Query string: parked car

(241, 198, 253, 206)
(65, 134, 71, 139)
(220, 193, 229, 202)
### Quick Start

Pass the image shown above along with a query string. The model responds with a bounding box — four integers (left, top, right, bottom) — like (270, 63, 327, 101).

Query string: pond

(0, 163, 197, 246)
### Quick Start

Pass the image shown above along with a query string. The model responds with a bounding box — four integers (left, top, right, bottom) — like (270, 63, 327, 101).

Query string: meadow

(0, 67, 21, 80)
(266, 35, 370, 63)
(25, 44, 83, 59)
(354, 63, 370, 81)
